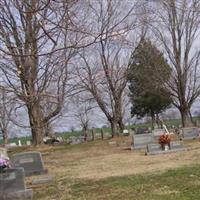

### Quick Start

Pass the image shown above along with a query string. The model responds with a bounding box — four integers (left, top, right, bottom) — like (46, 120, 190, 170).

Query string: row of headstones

(67, 132, 111, 144)
(132, 127, 199, 155)
(5, 140, 32, 148)
(133, 127, 199, 149)
(135, 127, 199, 138)
(0, 148, 48, 199)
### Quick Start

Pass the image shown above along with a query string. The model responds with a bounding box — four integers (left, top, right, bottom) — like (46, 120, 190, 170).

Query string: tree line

(0, 0, 200, 145)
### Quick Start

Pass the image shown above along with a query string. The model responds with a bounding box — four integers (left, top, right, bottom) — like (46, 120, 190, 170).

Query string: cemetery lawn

(10, 137, 200, 200)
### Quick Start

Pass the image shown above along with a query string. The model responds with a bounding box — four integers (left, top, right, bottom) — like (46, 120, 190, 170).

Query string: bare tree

(0, 1, 86, 145)
(150, 0, 200, 127)
(71, 95, 95, 141)
(75, 0, 140, 136)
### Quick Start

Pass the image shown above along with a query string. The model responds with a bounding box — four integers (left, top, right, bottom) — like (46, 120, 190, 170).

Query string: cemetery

(0, 125, 200, 200)
(0, 1, 200, 199)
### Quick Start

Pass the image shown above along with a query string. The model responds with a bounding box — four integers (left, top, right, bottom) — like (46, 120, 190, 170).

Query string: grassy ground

(7, 135, 200, 200)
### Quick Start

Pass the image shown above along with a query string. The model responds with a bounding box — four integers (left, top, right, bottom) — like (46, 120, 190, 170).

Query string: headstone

(69, 136, 85, 144)
(152, 128, 165, 137)
(0, 147, 8, 159)
(0, 168, 33, 200)
(108, 141, 117, 146)
(181, 127, 199, 140)
(26, 141, 31, 146)
(147, 143, 162, 153)
(86, 136, 93, 142)
(170, 141, 184, 149)
(18, 140, 22, 147)
(9, 143, 17, 147)
(135, 128, 150, 135)
(10, 152, 48, 177)
(95, 133, 102, 139)
(132, 133, 153, 149)
(146, 141, 186, 155)
(32, 175, 53, 185)
(104, 132, 111, 139)
(123, 129, 129, 136)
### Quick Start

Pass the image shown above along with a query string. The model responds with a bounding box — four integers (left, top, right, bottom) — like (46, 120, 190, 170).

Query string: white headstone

(18, 140, 22, 147)
(10, 143, 17, 147)
(26, 141, 31, 146)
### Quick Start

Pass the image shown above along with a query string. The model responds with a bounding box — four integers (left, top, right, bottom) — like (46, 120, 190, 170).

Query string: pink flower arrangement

(0, 157, 10, 172)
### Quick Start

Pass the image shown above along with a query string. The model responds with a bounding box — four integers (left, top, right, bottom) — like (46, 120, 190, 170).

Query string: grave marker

(135, 128, 150, 135)
(0, 168, 33, 200)
(147, 143, 162, 153)
(152, 128, 164, 137)
(181, 127, 199, 140)
(146, 141, 186, 155)
(0, 147, 8, 159)
(132, 133, 153, 149)
(10, 152, 48, 176)
(170, 141, 184, 149)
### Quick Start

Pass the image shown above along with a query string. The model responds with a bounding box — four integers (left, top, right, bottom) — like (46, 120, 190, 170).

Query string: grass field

(7, 135, 200, 200)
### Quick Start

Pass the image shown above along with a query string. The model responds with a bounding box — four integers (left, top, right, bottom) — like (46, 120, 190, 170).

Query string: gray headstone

(181, 127, 199, 140)
(26, 141, 31, 146)
(147, 143, 162, 153)
(146, 141, 186, 155)
(0, 168, 33, 200)
(136, 128, 150, 134)
(0, 147, 8, 159)
(133, 133, 153, 149)
(170, 141, 184, 149)
(108, 141, 117, 146)
(32, 176, 53, 185)
(86, 136, 93, 142)
(10, 152, 48, 177)
(152, 129, 165, 137)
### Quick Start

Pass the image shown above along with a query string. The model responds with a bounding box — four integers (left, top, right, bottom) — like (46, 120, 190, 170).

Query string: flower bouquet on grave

(0, 157, 10, 173)
(159, 134, 171, 150)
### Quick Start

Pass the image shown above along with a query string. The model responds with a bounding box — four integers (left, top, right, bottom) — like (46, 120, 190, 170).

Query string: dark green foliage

(128, 39, 172, 119)
(131, 90, 172, 119)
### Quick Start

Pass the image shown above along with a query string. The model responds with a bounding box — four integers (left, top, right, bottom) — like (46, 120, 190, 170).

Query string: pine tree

(127, 39, 172, 128)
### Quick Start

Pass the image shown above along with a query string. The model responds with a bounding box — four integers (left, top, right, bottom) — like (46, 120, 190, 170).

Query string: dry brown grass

(13, 136, 200, 200)
(23, 137, 200, 181)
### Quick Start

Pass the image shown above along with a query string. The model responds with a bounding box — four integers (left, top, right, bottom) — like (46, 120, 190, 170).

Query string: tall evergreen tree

(127, 39, 172, 128)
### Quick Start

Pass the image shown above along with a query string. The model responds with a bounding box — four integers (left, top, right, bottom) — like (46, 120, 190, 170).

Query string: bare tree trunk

(27, 103, 45, 146)
(118, 118, 124, 133)
(179, 107, 190, 127)
(2, 129, 8, 144)
(110, 120, 118, 137)
(92, 129, 95, 141)
(83, 128, 88, 141)
(189, 110, 195, 126)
